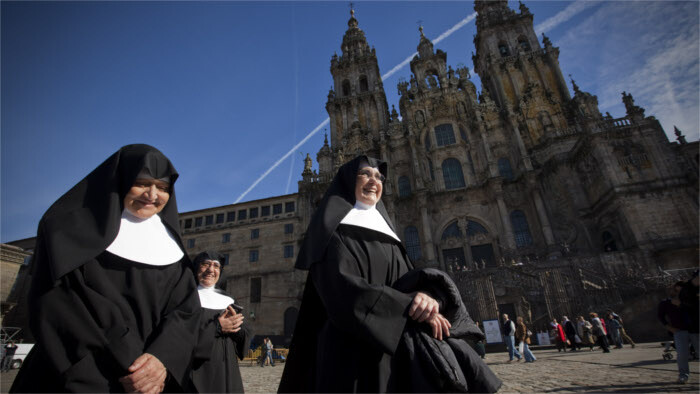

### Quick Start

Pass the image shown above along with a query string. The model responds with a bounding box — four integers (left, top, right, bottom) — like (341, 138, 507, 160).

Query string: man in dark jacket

(562, 316, 579, 351)
(502, 314, 522, 362)
(658, 281, 695, 384)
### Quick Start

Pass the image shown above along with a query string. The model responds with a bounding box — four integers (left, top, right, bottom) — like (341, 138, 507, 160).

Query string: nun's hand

(219, 306, 245, 333)
(409, 292, 440, 323)
(120, 353, 167, 394)
(427, 313, 452, 341)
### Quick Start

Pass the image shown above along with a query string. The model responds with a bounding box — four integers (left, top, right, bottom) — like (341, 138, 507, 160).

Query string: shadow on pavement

(547, 381, 699, 393)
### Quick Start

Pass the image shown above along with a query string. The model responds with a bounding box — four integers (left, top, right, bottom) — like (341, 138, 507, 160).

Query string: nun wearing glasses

(188, 250, 251, 393)
(11, 144, 201, 393)
(279, 155, 500, 393)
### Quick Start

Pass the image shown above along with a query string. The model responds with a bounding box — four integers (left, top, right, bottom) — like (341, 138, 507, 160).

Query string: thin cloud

(535, 1, 600, 35)
(235, 11, 479, 203)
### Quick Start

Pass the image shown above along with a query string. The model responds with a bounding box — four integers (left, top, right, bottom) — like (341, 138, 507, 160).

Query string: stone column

(531, 186, 555, 246)
(508, 113, 533, 171)
(458, 218, 475, 269)
(419, 195, 437, 264)
(494, 183, 516, 249)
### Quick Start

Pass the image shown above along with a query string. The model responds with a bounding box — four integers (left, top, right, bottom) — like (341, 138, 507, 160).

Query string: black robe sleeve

(310, 231, 413, 355)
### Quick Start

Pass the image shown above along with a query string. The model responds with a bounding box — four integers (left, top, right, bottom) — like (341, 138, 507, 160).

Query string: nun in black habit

(11, 144, 201, 393)
(278, 156, 461, 393)
(187, 251, 252, 393)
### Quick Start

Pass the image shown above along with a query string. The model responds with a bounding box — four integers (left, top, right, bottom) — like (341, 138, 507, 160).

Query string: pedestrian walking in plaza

(590, 312, 610, 353)
(659, 280, 699, 384)
(576, 316, 595, 351)
(607, 309, 635, 348)
(503, 314, 522, 362)
(678, 270, 699, 359)
(606, 312, 623, 348)
(562, 316, 579, 351)
(515, 317, 536, 363)
(550, 318, 567, 352)
(1, 342, 18, 372)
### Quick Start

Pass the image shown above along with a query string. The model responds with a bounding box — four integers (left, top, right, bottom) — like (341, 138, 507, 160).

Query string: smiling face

(354, 166, 384, 206)
(197, 259, 221, 288)
(123, 177, 170, 219)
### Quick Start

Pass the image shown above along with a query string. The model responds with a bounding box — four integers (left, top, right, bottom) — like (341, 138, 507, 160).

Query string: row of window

(424, 124, 469, 151)
(396, 156, 514, 197)
(182, 202, 295, 229)
(498, 37, 532, 58)
(221, 224, 293, 243)
(185, 239, 295, 262)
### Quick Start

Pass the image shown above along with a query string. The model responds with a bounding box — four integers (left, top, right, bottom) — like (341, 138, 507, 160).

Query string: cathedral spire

(674, 126, 688, 144)
(569, 74, 581, 94)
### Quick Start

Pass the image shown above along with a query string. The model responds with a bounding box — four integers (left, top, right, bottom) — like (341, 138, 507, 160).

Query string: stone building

(1, 244, 31, 329)
(3, 1, 698, 343)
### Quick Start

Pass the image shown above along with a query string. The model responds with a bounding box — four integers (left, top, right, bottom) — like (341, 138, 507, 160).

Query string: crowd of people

(8, 145, 502, 393)
(547, 310, 635, 354)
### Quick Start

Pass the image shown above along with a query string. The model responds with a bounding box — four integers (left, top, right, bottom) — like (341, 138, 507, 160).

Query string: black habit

(189, 307, 252, 393)
(279, 156, 415, 393)
(188, 251, 252, 393)
(278, 155, 501, 393)
(10, 144, 201, 393)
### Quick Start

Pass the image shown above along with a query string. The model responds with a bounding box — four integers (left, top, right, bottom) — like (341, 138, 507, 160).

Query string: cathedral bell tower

(472, 0, 573, 147)
(326, 8, 390, 163)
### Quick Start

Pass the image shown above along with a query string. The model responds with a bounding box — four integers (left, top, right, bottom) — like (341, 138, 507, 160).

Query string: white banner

(482, 319, 503, 344)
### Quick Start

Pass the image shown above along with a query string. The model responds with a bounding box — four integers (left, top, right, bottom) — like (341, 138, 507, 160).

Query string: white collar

(105, 209, 184, 266)
(339, 201, 400, 241)
(197, 285, 235, 310)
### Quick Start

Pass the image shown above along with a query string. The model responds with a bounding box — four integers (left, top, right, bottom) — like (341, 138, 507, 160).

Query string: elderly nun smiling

(188, 251, 252, 394)
(279, 156, 453, 393)
(11, 144, 201, 394)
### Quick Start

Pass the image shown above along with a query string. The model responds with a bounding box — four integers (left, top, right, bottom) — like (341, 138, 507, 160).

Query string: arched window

(342, 79, 351, 96)
(442, 221, 463, 240)
(467, 220, 488, 236)
(518, 37, 531, 51)
(602, 231, 618, 252)
(510, 210, 533, 248)
(442, 158, 465, 189)
(398, 176, 412, 197)
(284, 307, 299, 338)
(404, 226, 422, 261)
(498, 158, 514, 180)
(459, 126, 468, 143)
(359, 75, 369, 92)
(498, 42, 510, 57)
(435, 124, 456, 146)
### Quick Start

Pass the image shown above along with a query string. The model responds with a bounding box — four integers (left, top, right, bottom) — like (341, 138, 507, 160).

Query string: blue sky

(2, 1, 699, 243)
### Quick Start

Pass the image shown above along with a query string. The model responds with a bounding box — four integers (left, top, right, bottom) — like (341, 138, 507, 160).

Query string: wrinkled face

(124, 177, 170, 219)
(197, 259, 221, 288)
(355, 166, 384, 206)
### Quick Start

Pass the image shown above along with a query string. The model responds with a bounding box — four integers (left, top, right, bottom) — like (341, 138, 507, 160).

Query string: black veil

(35, 144, 183, 282)
(295, 155, 395, 270)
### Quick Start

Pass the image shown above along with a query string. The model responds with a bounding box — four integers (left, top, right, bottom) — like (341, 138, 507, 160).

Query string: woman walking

(515, 317, 536, 363)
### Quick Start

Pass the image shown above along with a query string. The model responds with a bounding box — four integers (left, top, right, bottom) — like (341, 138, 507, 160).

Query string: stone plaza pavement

(1, 342, 697, 393)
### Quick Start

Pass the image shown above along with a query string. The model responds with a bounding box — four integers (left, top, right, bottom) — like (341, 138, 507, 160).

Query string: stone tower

(326, 8, 390, 165)
(472, 0, 587, 150)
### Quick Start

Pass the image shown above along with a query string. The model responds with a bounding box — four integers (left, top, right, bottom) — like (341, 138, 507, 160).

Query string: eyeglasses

(132, 179, 170, 193)
(199, 260, 221, 270)
(357, 169, 385, 183)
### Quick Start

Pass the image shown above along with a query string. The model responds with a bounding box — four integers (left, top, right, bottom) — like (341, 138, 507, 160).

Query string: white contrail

(234, 118, 330, 203)
(535, 1, 600, 35)
(382, 12, 477, 81)
(235, 12, 478, 203)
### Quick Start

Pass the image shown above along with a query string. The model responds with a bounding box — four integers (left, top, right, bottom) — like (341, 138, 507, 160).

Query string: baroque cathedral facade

(3, 1, 697, 343)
